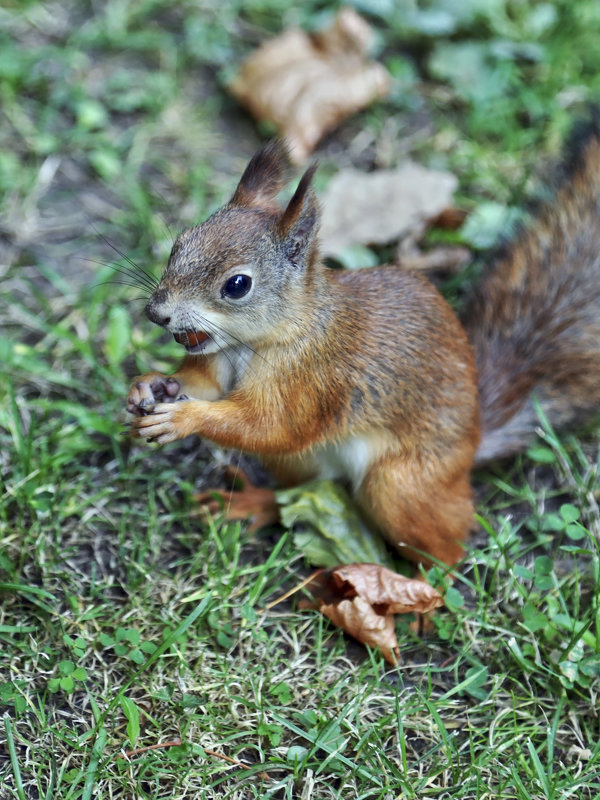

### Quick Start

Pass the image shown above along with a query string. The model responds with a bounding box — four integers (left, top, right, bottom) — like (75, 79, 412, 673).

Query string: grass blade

(3, 712, 26, 800)
(81, 726, 107, 800)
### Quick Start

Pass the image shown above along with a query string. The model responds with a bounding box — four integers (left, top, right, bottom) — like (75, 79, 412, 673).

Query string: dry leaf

(319, 163, 458, 257)
(321, 596, 400, 665)
(292, 563, 444, 664)
(229, 8, 391, 162)
(432, 207, 468, 230)
(329, 563, 444, 615)
(195, 467, 278, 532)
(396, 245, 471, 273)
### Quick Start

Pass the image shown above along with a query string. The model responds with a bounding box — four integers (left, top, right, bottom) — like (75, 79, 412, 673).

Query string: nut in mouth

(173, 330, 210, 352)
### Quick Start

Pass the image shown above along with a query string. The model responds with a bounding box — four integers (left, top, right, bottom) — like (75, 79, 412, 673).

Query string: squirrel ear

(230, 139, 291, 209)
(276, 164, 319, 265)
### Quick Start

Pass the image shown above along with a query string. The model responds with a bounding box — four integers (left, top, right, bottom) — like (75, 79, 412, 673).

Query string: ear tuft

(276, 163, 320, 265)
(230, 139, 291, 209)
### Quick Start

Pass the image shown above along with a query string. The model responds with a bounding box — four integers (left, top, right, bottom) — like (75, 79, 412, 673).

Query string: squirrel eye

(222, 274, 252, 299)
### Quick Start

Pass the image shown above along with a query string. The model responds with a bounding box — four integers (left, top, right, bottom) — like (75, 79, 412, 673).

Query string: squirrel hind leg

(357, 455, 475, 568)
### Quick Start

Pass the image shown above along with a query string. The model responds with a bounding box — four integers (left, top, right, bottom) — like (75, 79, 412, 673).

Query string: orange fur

(128, 130, 600, 567)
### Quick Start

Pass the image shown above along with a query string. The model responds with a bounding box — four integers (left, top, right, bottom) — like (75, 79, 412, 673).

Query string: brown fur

(467, 123, 600, 462)
(129, 130, 600, 566)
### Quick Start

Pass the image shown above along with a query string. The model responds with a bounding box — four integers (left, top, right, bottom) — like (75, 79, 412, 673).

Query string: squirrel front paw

(130, 401, 193, 444)
(127, 373, 181, 417)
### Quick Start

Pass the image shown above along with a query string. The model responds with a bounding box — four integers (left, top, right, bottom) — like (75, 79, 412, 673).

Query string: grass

(2, 0, 600, 797)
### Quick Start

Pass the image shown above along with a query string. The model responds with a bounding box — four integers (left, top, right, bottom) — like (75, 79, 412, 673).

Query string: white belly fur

(311, 431, 390, 492)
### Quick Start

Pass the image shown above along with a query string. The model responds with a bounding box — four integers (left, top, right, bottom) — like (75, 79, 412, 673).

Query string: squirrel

(127, 128, 600, 568)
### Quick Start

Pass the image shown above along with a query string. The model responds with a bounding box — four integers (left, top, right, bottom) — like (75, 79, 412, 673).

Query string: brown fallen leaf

(229, 7, 391, 162)
(321, 596, 400, 665)
(319, 163, 458, 257)
(432, 207, 468, 230)
(396, 244, 471, 274)
(195, 466, 279, 533)
(271, 563, 444, 665)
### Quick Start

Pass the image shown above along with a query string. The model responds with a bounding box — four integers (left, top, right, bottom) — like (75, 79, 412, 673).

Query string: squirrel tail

(465, 118, 600, 464)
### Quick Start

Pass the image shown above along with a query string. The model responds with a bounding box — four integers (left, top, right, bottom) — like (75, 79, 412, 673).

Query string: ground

(1, 1, 600, 798)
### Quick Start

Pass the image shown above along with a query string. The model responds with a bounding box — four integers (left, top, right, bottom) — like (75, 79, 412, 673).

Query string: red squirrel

(127, 130, 600, 567)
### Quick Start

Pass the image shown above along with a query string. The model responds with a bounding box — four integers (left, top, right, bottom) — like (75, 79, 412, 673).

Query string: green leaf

(58, 659, 75, 676)
(165, 743, 189, 763)
(120, 696, 141, 748)
(534, 555, 553, 575)
(444, 586, 464, 611)
(579, 657, 600, 678)
(331, 244, 379, 271)
(181, 693, 203, 708)
(216, 631, 234, 649)
(257, 721, 283, 747)
(76, 99, 108, 130)
(116, 627, 140, 645)
(60, 676, 75, 692)
(460, 201, 523, 250)
(533, 557, 554, 590)
(351, 0, 397, 20)
(565, 523, 586, 541)
(72, 667, 87, 681)
(540, 513, 564, 532)
(105, 306, 131, 368)
(428, 39, 526, 106)
(506, 636, 536, 671)
(560, 503, 580, 523)
(129, 648, 145, 665)
(276, 480, 393, 568)
(462, 666, 489, 700)
(286, 745, 308, 763)
(241, 602, 257, 623)
(514, 565, 534, 580)
(14, 696, 26, 714)
(558, 658, 579, 684)
(522, 603, 547, 633)
(72, 636, 86, 653)
(90, 148, 122, 180)
(43, 401, 115, 436)
(526, 445, 557, 464)
(270, 681, 293, 705)
(524, 3, 558, 36)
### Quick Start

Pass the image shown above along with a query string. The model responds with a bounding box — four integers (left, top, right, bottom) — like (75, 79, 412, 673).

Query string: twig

(204, 748, 270, 780)
(117, 738, 182, 758)
(117, 739, 270, 779)
(262, 569, 324, 611)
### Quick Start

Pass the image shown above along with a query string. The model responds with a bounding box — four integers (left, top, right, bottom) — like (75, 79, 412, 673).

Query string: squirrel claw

(127, 373, 182, 417)
(138, 397, 156, 415)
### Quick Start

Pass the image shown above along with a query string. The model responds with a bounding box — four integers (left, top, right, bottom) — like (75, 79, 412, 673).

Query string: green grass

(2, 0, 600, 797)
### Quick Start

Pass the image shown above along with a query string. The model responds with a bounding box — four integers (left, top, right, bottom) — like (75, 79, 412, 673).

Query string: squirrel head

(145, 140, 321, 354)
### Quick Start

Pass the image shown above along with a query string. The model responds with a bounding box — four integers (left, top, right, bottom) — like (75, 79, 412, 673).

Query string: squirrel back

(466, 120, 600, 463)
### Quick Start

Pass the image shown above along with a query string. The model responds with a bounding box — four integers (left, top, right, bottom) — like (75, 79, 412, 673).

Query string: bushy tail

(465, 119, 600, 463)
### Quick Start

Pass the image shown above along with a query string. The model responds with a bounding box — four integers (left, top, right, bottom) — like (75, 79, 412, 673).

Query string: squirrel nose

(145, 292, 171, 327)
